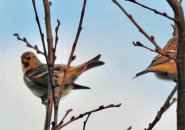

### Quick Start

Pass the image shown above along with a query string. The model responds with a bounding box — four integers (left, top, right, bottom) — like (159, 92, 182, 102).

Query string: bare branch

(32, 0, 48, 59)
(42, 0, 55, 130)
(54, 109, 73, 129)
(167, 98, 177, 110)
(112, 0, 162, 51)
(56, 0, 87, 107)
(133, 41, 176, 61)
(83, 113, 91, 130)
(13, 33, 44, 55)
(167, 1, 185, 130)
(53, 19, 61, 60)
(113, 0, 177, 62)
(127, 126, 132, 130)
(145, 85, 177, 130)
(133, 41, 157, 53)
(32, 0, 56, 114)
(125, 0, 175, 21)
(171, 24, 178, 36)
(51, 0, 88, 127)
(55, 103, 122, 130)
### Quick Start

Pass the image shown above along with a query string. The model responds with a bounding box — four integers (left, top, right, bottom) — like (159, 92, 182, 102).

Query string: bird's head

(21, 52, 42, 73)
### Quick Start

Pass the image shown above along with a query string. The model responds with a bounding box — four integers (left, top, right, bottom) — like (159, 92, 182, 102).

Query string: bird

(21, 51, 105, 104)
(134, 36, 177, 82)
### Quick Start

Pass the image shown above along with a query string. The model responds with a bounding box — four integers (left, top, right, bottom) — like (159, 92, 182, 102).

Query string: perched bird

(21, 51, 105, 104)
(134, 36, 177, 82)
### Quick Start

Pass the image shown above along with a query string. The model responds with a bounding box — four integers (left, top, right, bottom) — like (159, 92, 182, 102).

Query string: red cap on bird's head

(21, 52, 42, 73)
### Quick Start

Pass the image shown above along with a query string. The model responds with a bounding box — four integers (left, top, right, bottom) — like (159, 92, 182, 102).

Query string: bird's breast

(24, 75, 48, 97)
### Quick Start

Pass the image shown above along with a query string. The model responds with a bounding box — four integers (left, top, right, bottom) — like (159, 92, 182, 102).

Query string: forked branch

(112, 0, 176, 61)
(56, 0, 87, 107)
(54, 103, 122, 130)
(145, 85, 177, 130)
(13, 33, 44, 55)
(112, 0, 161, 50)
(54, 0, 88, 126)
(125, 0, 175, 21)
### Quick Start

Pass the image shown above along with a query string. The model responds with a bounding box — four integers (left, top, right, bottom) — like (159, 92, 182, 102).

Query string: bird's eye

(27, 56, 32, 60)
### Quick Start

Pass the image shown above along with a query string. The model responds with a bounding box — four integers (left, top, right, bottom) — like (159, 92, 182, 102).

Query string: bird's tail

(80, 54, 105, 71)
(133, 70, 149, 79)
(67, 54, 105, 81)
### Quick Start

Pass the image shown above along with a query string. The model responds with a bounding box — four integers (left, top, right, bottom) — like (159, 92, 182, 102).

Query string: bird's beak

(22, 60, 29, 67)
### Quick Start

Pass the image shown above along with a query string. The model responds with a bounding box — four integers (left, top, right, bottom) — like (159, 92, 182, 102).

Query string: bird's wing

(134, 52, 176, 78)
(149, 52, 176, 67)
(162, 36, 177, 51)
(26, 64, 60, 86)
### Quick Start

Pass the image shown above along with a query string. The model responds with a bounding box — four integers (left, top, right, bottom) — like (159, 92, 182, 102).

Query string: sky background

(0, 0, 184, 130)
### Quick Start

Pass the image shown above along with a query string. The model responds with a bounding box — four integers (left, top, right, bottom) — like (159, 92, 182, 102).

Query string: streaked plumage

(134, 36, 177, 82)
(21, 52, 105, 104)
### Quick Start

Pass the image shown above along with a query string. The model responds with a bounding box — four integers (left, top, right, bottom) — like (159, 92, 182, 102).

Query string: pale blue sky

(0, 0, 184, 130)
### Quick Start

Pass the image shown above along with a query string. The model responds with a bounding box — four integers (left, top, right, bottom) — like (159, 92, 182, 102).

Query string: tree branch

(83, 113, 91, 130)
(145, 85, 177, 130)
(53, 19, 61, 62)
(52, 109, 73, 130)
(32, 0, 48, 60)
(112, 0, 178, 61)
(167, 1, 185, 130)
(42, 0, 55, 130)
(54, 103, 122, 130)
(55, 0, 88, 120)
(112, 0, 162, 51)
(127, 126, 132, 130)
(13, 33, 44, 55)
(133, 41, 176, 61)
(125, 0, 175, 21)
(32, 0, 56, 109)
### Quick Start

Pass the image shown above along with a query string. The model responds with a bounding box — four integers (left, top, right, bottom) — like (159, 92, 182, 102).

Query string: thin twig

(167, 98, 177, 111)
(127, 126, 132, 130)
(55, 103, 122, 130)
(53, 19, 61, 72)
(54, 19, 61, 55)
(112, 0, 161, 51)
(133, 41, 156, 53)
(125, 0, 175, 21)
(113, 0, 177, 61)
(145, 85, 177, 130)
(133, 41, 176, 61)
(13, 33, 44, 55)
(83, 113, 91, 130)
(56, 0, 87, 111)
(32, 0, 48, 60)
(55, 109, 73, 129)
(58, 0, 87, 98)
(32, 0, 56, 111)
(171, 24, 178, 36)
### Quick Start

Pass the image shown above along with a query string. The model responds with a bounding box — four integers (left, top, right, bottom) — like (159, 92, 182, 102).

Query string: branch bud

(72, 55, 76, 61)
(70, 116, 75, 120)
(99, 105, 104, 110)
(66, 109, 73, 114)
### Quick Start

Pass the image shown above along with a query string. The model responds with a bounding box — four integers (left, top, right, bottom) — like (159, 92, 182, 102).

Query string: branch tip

(72, 55, 76, 61)
(70, 116, 75, 120)
(99, 105, 104, 110)
(66, 109, 73, 113)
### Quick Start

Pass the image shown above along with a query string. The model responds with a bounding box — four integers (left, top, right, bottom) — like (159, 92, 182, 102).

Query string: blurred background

(0, 0, 183, 130)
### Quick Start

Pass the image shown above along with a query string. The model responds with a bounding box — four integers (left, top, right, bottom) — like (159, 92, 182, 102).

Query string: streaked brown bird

(134, 36, 177, 82)
(21, 52, 105, 104)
